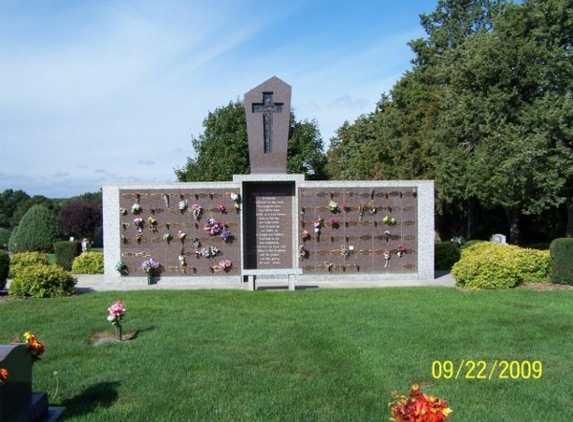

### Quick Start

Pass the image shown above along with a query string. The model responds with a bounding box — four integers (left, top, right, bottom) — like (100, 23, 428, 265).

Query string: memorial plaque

(244, 182, 294, 269)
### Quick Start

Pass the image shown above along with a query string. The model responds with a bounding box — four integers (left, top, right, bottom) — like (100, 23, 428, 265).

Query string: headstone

(244, 76, 292, 174)
(491, 233, 507, 244)
(0, 344, 64, 422)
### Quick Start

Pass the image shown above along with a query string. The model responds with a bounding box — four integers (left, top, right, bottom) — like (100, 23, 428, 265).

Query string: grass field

(2, 287, 572, 421)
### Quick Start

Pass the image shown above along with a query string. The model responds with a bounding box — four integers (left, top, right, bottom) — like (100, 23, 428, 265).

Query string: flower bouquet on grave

(142, 258, 160, 284)
(383, 215, 397, 226)
(204, 218, 223, 236)
(131, 203, 142, 215)
(163, 233, 173, 244)
(342, 202, 351, 212)
(397, 243, 407, 258)
(120, 207, 127, 216)
(328, 217, 339, 229)
(220, 228, 233, 243)
(328, 200, 339, 213)
(178, 255, 187, 273)
(230, 192, 240, 212)
(357, 203, 365, 222)
(13, 332, 45, 363)
(384, 229, 391, 241)
(133, 217, 144, 229)
(213, 259, 232, 272)
(218, 204, 227, 214)
(178, 231, 186, 242)
(299, 245, 309, 259)
(383, 249, 391, 268)
(301, 229, 311, 241)
(191, 204, 203, 221)
(368, 201, 377, 215)
(0, 368, 8, 384)
(313, 217, 323, 234)
(107, 300, 126, 340)
(389, 384, 452, 422)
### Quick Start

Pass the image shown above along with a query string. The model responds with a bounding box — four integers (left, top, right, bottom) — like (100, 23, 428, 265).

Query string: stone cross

(252, 92, 284, 154)
(245, 76, 291, 174)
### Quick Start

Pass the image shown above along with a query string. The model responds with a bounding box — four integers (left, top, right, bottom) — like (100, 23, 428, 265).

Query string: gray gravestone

(244, 76, 292, 174)
(491, 233, 507, 244)
(0, 344, 64, 422)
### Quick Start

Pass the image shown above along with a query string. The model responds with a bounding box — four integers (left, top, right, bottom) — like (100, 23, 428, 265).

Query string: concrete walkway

(72, 271, 456, 292)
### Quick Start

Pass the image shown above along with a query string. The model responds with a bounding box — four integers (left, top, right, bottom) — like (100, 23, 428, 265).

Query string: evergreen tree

(8, 205, 62, 253)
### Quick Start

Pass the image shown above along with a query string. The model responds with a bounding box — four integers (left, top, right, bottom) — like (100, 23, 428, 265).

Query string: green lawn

(2, 287, 572, 421)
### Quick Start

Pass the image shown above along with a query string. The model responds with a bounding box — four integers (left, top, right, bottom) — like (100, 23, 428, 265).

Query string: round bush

(452, 242, 550, 290)
(8, 205, 61, 253)
(8, 252, 48, 278)
(0, 250, 9, 290)
(72, 252, 104, 274)
(9, 264, 77, 298)
(434, 242, 461, 271)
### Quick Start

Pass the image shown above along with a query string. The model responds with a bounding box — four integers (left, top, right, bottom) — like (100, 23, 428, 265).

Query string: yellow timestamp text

(431, 360, 542, 380)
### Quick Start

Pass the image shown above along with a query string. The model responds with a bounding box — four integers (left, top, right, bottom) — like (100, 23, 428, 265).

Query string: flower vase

(115, 325, 122, 341)
(147, 274, 153, 285)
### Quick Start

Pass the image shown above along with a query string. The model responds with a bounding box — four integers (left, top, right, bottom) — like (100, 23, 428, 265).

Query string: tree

(8, 205, 61, 253)
(57, 200, 103, 240)
(175, 99, 328, 181)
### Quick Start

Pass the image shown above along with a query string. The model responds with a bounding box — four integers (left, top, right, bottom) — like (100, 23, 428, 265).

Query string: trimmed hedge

(72, 251, 104, 274)
(9, 264, 77, 298)
(452, 242, 550, 289)
(434, 242, 461, 271)
(549, 238, 573, 285)
(54, 241, 81, 271)
(0, 250, 9, 290)
(8, 252, 48, 278)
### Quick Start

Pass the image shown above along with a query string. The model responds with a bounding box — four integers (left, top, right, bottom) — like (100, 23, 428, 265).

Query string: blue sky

(0, 0, 437, 198)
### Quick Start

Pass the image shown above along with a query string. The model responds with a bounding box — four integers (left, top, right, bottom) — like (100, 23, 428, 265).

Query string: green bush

(0, 227, 11, 249)
(0, 250, 9, 290)
(461, 239, 486, 249)
(72, 251, 104, 274)
(452, 242, 550, 289)
(549, 238, 573, 285)
(8, 252, 48, 278)
(434, 242, 461, 270)
(54, 241, 81, 271)
(8, 205, 61, 253)
(9, 264, 77, 298)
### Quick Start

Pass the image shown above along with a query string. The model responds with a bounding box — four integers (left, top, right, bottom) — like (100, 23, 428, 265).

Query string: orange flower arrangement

(389, 384, 452, 422)
(0, 368, 8, 383)
(23, 332, 45, 362)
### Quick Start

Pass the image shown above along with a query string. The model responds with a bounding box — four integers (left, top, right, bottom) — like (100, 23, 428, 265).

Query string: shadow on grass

(60, 381, 120, 419)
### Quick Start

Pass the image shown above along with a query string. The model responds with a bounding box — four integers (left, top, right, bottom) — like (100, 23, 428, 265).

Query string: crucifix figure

(252, 92, 283, 154)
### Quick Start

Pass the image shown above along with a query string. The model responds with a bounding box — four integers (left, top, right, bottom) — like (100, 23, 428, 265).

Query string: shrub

(57, 200, 102, 239)
(549, 238, 573, 285)
(9, 252, 48, 278)
(54, 241, 81, 271)
(461, 239, 486, 249)
(72, 252, 104, 274)
(0, 250, 9, 290)
(452, 242, 550, 290)
(9, 264, 76, 298)
(0, 227, 11, 249)
(434, 242, 461, 271)
(8, 205, 61, 253)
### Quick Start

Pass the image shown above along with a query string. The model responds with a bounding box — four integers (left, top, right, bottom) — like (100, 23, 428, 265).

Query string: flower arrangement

(397, 244, 407, 258)
(368, 201, 377, 215)
(198, 245, 220, 258)
(383, 250, 391, 268)
(299, 245, 308, 258)
(220, 228, 233, 243)
(147, 216, 158, 232)
(218, 260, 232, 271)
(107, 300, 126, 340)
(120, 208, 127, 216)
(191, 204, 203, 220)
(383, 215, 397, 226)
(314, 217, 323, 233)
(131, 203, 142, 214)
(218, 204, 227, 213)
(133, 217, 144, 228)
(179, 255, 186, 267)
(384, 229, 391, 241)
(328, 200, 339, 213)
(23, 332, 45, 363)
(178, 200, 187, 212)
(178, 230, 186, 241)
(301, 229, 311, 241)
(115, 261, 128, 275)
(230, 192, 240, 211)
(163, 233, 173, 243)
(0, 368, 8, 384)
(204, 218, 225, 236)
(142, 258, 160, 284)
(389, 384, 452, 422)
(342, 202, 351, 212)
(328, 217, 339, 229)
(358, 203, 365, 222)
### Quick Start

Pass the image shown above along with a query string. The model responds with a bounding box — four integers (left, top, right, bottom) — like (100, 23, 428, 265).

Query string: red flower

(389, 384, 452, 422)
(0, 368, 8, 383)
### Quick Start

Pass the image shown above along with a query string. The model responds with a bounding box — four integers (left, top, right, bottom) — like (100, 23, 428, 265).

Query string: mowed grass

(2, 287, 573, 421)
